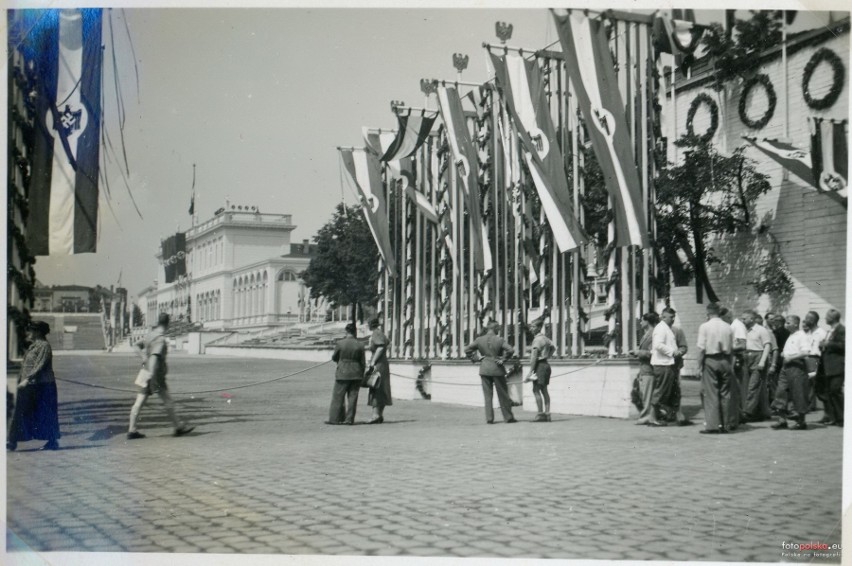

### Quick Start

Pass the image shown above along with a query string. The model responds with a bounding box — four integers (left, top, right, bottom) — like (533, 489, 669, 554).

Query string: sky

(17, 2, 849, 297)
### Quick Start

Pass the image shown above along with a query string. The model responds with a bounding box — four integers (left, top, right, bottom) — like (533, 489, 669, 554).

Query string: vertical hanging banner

(490, 52, 587, 253)
(27, 9, 103, 255)
(340, 148, 398, 275)
(553, 9, 650, 248)
(380, 111, 437, 162)
(162, 236, 176, 284)
(811, 119, 848, 201)
(437, 86, 488, 272)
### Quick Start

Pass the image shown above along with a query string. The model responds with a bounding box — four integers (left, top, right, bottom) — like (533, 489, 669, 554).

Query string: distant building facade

(151, 202, 330, 330)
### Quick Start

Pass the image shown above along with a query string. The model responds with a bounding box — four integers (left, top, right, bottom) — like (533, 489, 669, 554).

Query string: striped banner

(437, 86, 488, 272)
(812, 119, 848, 200)
(490, 52, 587, 254)
(742, 136, 814, 187)
(28, 9, 103, 255)
(381, 112, 437, 162)
(339, 148, 397, 275)
(553, 10, 650, 249)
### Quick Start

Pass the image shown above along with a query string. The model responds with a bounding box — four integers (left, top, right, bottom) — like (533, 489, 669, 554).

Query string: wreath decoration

(686, 93, 719, 142)
(739, 74, 776, 130)
(802, 47, 845, 111)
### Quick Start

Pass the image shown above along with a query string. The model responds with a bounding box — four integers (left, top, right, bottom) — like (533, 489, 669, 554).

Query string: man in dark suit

(326, 322, 365, 425)
(819, 309, 845, 427)
(465, 320, 517, 424)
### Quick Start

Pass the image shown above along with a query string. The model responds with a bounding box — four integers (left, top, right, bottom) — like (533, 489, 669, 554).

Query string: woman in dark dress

(367, 318, 392, 424)
(7, 321, 60, 451)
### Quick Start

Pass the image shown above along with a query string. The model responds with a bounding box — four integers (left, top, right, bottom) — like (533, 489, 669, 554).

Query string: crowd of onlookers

(635, 304, 845, 433)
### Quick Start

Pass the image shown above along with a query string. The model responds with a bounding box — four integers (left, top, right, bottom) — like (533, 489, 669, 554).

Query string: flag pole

(190, 163, 197, 227)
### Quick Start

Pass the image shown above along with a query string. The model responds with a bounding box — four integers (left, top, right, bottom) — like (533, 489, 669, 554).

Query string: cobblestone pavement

(5, 352, 844, 563)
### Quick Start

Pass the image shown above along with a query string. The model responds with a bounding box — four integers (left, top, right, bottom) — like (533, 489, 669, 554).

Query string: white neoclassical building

(151, 202, 328, 330)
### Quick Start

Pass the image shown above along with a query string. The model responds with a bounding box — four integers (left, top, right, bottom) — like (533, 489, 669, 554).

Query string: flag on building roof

(437, 85, 488, 272)
(811, 119, 848, 201)
(553, 9, 650, 248)
(27, 9, 103, 255)
(652, 9, 706, 73)
(339, 148, 397, 275)
(490, 52, 587, 254)
(380, 111, 437, 162)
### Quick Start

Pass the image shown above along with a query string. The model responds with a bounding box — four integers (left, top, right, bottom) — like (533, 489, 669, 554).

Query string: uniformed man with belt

(465, 320, 516, 424)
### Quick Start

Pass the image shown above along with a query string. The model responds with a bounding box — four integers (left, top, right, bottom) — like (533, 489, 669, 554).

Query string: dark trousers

(481, 375, 514, 423)
(772, 363, 809, 424)
(328, 380, 360, 424)
(701, 356, 734, 432)
(651, 365, 675, 419)
(823, 375, 844, 424)
(744, 351, 770, 420)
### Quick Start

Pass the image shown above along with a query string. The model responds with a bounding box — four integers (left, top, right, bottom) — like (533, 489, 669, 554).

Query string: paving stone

(5, 355, 843, 563)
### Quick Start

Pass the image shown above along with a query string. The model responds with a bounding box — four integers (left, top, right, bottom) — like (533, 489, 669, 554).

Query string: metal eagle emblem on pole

(452, 53, 469, 81)
(495, 21, 513, 44)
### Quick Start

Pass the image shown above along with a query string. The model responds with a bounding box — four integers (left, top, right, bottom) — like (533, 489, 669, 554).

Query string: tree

(132, 304, 144, 328)
(300, 203, 380, 326)
(701, 11, 784, 89)
(654, 135, 772, 303)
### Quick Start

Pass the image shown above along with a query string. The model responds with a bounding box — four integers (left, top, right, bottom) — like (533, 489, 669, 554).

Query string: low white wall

(204, 345, 334, 362)
(523, 359, 639, 419)
(423, 359, 639, 419)
(187, 331, 232, 354)
(387, 361, 431, 401)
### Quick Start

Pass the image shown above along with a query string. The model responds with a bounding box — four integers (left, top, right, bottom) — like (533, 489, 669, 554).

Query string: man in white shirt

(771, 315, 812, 430)
(650, 309, 678, 425)
(742, 310, 772, 422)
(803, 311, 827, 412)
(696, 302, 734, 434)
(721, 307, 747, 430)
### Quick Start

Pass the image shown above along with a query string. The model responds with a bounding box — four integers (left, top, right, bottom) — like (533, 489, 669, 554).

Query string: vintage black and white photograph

(4, 1, 850, 565)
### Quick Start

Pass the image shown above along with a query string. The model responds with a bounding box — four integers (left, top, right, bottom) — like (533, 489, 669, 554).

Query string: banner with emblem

(489, 52, 587, 253)
(811, 119, 848, 202)
(553, 10, 650, 249)
(27, 9, 103, 255)
(339, 148, 397, 275)
(743, 131, 847, 208)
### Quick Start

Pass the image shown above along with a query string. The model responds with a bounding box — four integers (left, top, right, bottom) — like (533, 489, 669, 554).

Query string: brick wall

(666, 27, 848, 374)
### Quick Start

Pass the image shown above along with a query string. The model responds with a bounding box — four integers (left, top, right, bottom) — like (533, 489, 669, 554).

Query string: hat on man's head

(28, 320, 50, 336)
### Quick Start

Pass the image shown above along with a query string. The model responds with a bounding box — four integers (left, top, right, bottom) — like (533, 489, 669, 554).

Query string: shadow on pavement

(57, 395, 266, 442)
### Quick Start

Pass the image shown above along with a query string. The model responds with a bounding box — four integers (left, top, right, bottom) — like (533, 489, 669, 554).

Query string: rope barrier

(388, 357, 607, 386)
(53, 361, 332, 395)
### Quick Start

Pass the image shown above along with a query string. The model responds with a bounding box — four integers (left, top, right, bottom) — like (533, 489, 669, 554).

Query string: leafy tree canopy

(300, 203, 379, 316)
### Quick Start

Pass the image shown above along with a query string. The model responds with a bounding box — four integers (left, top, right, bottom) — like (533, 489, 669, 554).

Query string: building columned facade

(149, 202, 327, 331)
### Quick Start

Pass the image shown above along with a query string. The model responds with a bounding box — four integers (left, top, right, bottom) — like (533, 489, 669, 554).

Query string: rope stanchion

(388, 357, 607, 386)
(53, 360, 332, 395)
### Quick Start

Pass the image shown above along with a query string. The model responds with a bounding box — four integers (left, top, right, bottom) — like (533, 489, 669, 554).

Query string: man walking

(696, 303, 734, 434)
(771, 315, 811, 431)
(326, 322, 365, 425)
(127, 313, 195, 440)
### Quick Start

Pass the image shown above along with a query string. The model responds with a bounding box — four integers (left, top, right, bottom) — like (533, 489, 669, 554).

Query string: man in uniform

(525, 321, 555, 422)
(326, 322, 366, 425)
